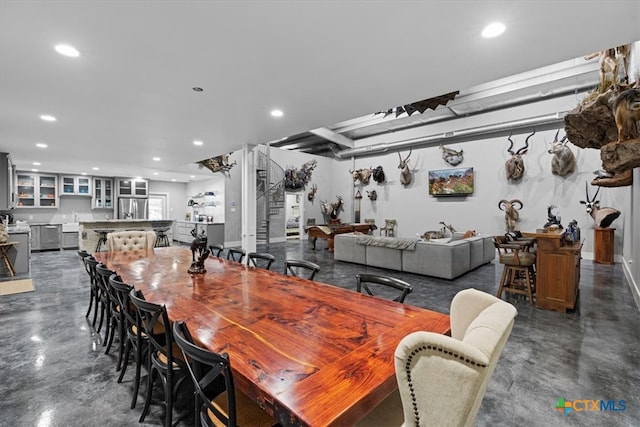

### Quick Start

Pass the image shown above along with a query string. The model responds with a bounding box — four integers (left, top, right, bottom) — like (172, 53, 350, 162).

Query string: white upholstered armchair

(357, 288, 518, 427)
(106, 230, 156, 251)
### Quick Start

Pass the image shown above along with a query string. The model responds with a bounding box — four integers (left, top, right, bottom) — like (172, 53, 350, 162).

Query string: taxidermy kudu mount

(398, 149, 412, 186)
(505, 130, 535, 181)
(548, 130, 576, 177)
(580, 182, 621, 228)
(321, 196, 344, 221)
(499, 199, 523, 232)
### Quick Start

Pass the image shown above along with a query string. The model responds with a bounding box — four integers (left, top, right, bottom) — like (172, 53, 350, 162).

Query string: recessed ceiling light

(54, 44, 80, 57)
(152, 157, 161, 161)
(153, 172, 159, 176)
(40, 114, 56, 122)
(171, 178, 177, 182)
(135, 177, 142, 181)
(36, 143, 48, 148)
(193, 140, 203, 146)
(92, 167, 99, 171)
(190, 175, 195, 178)
(33, 162, 41, 166)
(31, 169, 39, 172)
(81, 172, 87, 176)
(482, 22, 505, 38)
(270, 109, 284, 118)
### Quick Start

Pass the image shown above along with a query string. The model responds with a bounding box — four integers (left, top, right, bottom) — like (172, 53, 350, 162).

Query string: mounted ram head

(498, 199, 523, 232)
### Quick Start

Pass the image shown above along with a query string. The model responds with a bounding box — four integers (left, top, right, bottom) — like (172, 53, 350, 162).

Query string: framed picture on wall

(428, 167, 474, 196)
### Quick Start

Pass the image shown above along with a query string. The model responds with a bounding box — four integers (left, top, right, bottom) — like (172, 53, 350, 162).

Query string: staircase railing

(256, 145, 285, 243)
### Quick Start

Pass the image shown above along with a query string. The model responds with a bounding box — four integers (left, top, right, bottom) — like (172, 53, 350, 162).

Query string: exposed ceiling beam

(310, 127, 355, 149)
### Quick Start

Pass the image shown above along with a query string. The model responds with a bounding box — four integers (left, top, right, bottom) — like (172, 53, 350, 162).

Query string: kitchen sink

(62, 223, 80, 232)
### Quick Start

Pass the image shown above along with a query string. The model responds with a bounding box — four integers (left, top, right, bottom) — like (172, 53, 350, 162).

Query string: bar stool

(153, 227, 170, 247)
(94, 229, 114, 252)
(494, 236, 536, 305)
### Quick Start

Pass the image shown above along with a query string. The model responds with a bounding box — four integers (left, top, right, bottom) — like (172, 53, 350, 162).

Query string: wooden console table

(594, 227, 615, 265)
(523, 231, 582, 312)
(306, 223, 372, 251)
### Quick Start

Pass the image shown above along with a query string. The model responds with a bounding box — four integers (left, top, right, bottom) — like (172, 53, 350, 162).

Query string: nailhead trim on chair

(404, 345, 487, 426)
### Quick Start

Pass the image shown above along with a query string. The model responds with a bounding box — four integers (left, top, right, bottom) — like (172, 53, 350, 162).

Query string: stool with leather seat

(494, 236, 536, 305)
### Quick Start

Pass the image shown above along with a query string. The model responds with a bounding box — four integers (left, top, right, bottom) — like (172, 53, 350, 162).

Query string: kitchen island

(79, 219, 174, 252)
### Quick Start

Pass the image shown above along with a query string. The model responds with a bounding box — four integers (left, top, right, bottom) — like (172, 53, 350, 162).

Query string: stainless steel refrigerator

(118, 198, 149, 219)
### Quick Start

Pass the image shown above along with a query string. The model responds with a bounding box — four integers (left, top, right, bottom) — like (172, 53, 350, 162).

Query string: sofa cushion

(403, 240, 470, 279)
(366, 245, 403, 271)
(334, 233, 366, 264)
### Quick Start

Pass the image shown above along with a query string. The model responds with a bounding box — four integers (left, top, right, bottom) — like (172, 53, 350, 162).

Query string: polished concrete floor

(1, 239, 639, 427)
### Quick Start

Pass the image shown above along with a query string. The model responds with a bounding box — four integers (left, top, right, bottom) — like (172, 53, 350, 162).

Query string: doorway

(149, 193, 168, 220)
(285, 193, 304, 239)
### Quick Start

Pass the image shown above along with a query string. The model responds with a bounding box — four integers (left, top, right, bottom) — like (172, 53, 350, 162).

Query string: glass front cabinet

(16, 172, 58, 208)
(93, 177, 113, 209)
(60, 175, 91, 196)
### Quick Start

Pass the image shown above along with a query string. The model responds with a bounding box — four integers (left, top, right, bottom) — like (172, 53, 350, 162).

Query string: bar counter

(79, 219, 174, 252)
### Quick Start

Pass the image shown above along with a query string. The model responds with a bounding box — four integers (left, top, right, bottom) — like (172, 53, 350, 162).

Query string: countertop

(79, 219, 173, 223)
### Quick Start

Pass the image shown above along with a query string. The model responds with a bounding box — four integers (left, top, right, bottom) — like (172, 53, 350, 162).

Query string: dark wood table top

(95, 246, 450, 426)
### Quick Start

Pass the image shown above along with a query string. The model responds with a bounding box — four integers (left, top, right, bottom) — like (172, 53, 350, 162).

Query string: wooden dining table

(94, 246, 450, 426)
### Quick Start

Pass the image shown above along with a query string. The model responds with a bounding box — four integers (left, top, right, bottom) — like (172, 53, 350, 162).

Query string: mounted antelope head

(548, 130, 576, 177)
(505, 130, 535, 181)
(439, 144, 464, 166)
(398, 149, 412, 186)
(579, 182, 621, 228)
(307, 184, 317, 202)
(498, 199, 523, 232)
(366, 190, 377, 201)
(371, 165, 385, 184)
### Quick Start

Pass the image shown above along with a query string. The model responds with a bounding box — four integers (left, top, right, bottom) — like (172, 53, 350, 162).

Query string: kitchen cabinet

(60, 175, 91, 196)
(16, 172, 58, 208)
(173, 221, 224, 247)
(0, 152, 16, 210)
(116, 178, 148, 198)
(93, 177, 113, 209)
(62, 232, 79, 249)
(31, 224, 61, 251)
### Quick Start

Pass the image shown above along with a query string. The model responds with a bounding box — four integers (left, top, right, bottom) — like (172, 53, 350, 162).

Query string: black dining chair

(283, 259, 320, 281)
(209, 243, 225, 258)
(173, 321, 277, 427)
(355, 273, 414, 303)
(227, 248, 246, 263)
(80, 252, 99, 324)
(129, 289, 189, 426)
(247, 252, 275, 270)
(95, 263, 116, 344)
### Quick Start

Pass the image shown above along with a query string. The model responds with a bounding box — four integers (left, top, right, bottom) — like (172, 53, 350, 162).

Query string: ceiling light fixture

(153, 172, 159, 176)
(36, 143, 48, 148)
(33, 162, 41, 166)
(152, 157, 161, 161)
(92, 167, 99, 171)
(40, 114, 56, 122)
(482, 22, 506, 38)
(81, 172, 87, 176)
(171, 178, 177, 182)
(190, 175, 195, 178)
(55, 44, 80, 57)
(193, 140, 203, 146)
(271, 109, 284, 118)
(31, 169, 39, 172)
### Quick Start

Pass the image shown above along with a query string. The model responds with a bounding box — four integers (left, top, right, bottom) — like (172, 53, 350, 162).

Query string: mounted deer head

(498, 199, 523, 232)
(505, 130, 535, 181)
(398, 149, 412, 186)
(579, 182, 621, 228)
(548, 130, 576, 177)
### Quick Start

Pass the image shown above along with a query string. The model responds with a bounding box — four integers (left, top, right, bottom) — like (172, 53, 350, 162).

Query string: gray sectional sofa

(334, 233, 495, 280)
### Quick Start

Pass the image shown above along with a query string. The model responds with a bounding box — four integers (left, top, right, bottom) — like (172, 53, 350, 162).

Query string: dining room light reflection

(36, 409, 54, 427)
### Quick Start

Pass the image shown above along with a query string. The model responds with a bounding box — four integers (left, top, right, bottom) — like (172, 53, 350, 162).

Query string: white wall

(148, 180, 187, 220)
(332, 93, 629, 259)
(185, 175, 226, 223)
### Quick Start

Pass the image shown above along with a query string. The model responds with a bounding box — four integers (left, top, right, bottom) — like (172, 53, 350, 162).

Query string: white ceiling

(1, 1, 639, 182)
